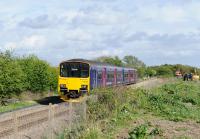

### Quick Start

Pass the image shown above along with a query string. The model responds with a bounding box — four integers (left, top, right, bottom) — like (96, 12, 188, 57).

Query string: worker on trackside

(183, 73, 188, 81)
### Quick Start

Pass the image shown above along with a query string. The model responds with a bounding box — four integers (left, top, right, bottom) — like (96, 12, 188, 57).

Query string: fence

(0, 100, 87, 139)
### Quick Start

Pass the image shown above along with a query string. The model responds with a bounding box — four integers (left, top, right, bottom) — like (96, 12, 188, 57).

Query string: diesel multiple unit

(58, 59, 137, 99)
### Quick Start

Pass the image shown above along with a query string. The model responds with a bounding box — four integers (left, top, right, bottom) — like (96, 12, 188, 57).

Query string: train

(58, 59, 137, 99)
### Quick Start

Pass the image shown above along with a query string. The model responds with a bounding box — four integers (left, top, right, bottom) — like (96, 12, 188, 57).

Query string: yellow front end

(58, 76, 90, 99)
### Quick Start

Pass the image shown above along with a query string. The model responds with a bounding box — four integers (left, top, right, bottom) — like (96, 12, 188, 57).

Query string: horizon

(0, 0, 200, 67)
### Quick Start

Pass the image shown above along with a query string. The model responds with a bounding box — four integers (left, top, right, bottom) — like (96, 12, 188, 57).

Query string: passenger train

(58, 59, 137, 99)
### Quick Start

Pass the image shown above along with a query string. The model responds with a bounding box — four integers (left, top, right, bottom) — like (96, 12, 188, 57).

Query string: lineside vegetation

(0, 51, 58, 105)
(60, 81, 200, 139)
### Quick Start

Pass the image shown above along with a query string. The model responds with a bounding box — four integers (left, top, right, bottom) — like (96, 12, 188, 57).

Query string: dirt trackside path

(116, 117, 200, 139)
(131, 78, 173, 89)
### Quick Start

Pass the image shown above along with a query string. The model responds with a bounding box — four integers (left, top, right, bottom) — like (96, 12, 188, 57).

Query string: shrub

(128, 124, 163, 139)
(0, 51, 24, 105)
(128, 124, 148, 139)
(0, 51, 59, 105)
(18, 55, 51, 92)
(48, 67, 58, 91)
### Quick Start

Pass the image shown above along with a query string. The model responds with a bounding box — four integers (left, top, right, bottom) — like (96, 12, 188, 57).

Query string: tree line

(95, 56, 200, 78)
(0, 51, 58, 105)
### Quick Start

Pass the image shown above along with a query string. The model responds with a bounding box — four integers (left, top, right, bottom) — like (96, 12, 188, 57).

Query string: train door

(114, 68, 117, 85)
(90, 68, 97, 89)
(128, 70, 131, 83)
(97, 70, 102, 87)
(134, 70, 138, 83)
(102, 68, 106, 87)
(122, 69, 125, 83)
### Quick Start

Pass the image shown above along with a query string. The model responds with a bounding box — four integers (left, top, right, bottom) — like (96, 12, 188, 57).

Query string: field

(60, 79, 200, 139)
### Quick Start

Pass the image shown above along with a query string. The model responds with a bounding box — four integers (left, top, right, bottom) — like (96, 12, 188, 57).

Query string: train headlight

(81, 85, 87, 89)
(60, 84, 66, 88)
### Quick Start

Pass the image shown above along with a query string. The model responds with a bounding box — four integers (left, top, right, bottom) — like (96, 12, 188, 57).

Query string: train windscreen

(60, 62, 89, 78)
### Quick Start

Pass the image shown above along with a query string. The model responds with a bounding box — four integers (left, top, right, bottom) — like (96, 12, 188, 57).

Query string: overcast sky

(0, 0, 200, 67)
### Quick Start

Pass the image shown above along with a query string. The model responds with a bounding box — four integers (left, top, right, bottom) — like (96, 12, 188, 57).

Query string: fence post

(69, 102, 73, 130)
(48, 103, 54, 139)
(83, 100, 87, 121)
(13, 111, 19, 139)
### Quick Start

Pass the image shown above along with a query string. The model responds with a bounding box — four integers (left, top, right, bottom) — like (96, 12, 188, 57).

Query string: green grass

(60, 81, 200, 139)
(0, 101, 36, 113)
(142, 81, 200, 121)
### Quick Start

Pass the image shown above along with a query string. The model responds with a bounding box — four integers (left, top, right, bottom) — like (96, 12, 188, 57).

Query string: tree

(123, 55, 146, 68)
(48, 67, 58, 91)
(95, 56, 123, 66)
(0, 51, 24, 105)
(155, 66, 174, 77)
(18, 55, 50, 92)
(145, 68, 157, 77)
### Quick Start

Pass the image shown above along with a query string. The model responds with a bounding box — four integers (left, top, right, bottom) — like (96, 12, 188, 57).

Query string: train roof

(60, 59, 137, 70)
(61, 59, 110, 66)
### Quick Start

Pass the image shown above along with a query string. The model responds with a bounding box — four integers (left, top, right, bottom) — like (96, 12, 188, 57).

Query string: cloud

(4, 35, 46, 50)
(64, 28, 93, 42)
(125, 32, 200, 45)
(70, 5, 129, 27)
(19, 15, 55, 29)
(1, 0, 200, 67)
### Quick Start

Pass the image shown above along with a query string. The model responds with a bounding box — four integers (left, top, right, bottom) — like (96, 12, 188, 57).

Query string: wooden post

(13, 112, 18, 139)
(48, 103, 54, 139)
(69, 102, 73, 130)
(83, 100, 87, 121)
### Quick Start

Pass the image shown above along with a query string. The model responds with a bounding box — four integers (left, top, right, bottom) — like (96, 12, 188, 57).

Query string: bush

(0, 51, 24, 105)
(0, 51, 59, 105)
(18, 55, 52, 92)
(48, 67, 58, 91)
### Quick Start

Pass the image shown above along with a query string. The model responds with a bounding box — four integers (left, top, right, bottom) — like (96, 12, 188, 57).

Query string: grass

(59, 80, 200, 139)
(0, 101, 36, 113)
(144, 81, 200, 122)
(0, 91, 57, 114)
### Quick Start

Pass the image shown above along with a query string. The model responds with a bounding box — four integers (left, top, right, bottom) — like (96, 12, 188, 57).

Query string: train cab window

(60, 64, 68, 77)
(60, 62, 89, 78)
(80, 64, 89, 78)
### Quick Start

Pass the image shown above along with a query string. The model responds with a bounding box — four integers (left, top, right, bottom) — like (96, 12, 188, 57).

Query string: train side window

(98, 72, 102, 80)
(117, 72, 122, 79)
(107, 71, 114, 81)
(130, 72, 133, 78)
(125, 73, 129, 78)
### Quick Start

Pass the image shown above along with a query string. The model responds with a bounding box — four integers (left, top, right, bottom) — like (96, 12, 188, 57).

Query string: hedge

(0, 51, 58, 105)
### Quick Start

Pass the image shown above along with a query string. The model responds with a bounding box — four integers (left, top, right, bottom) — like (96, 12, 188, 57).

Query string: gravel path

(131, 78, 170, 89)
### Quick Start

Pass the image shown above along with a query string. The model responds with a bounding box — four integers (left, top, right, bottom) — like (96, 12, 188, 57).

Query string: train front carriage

(59, 60, 90, 99)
